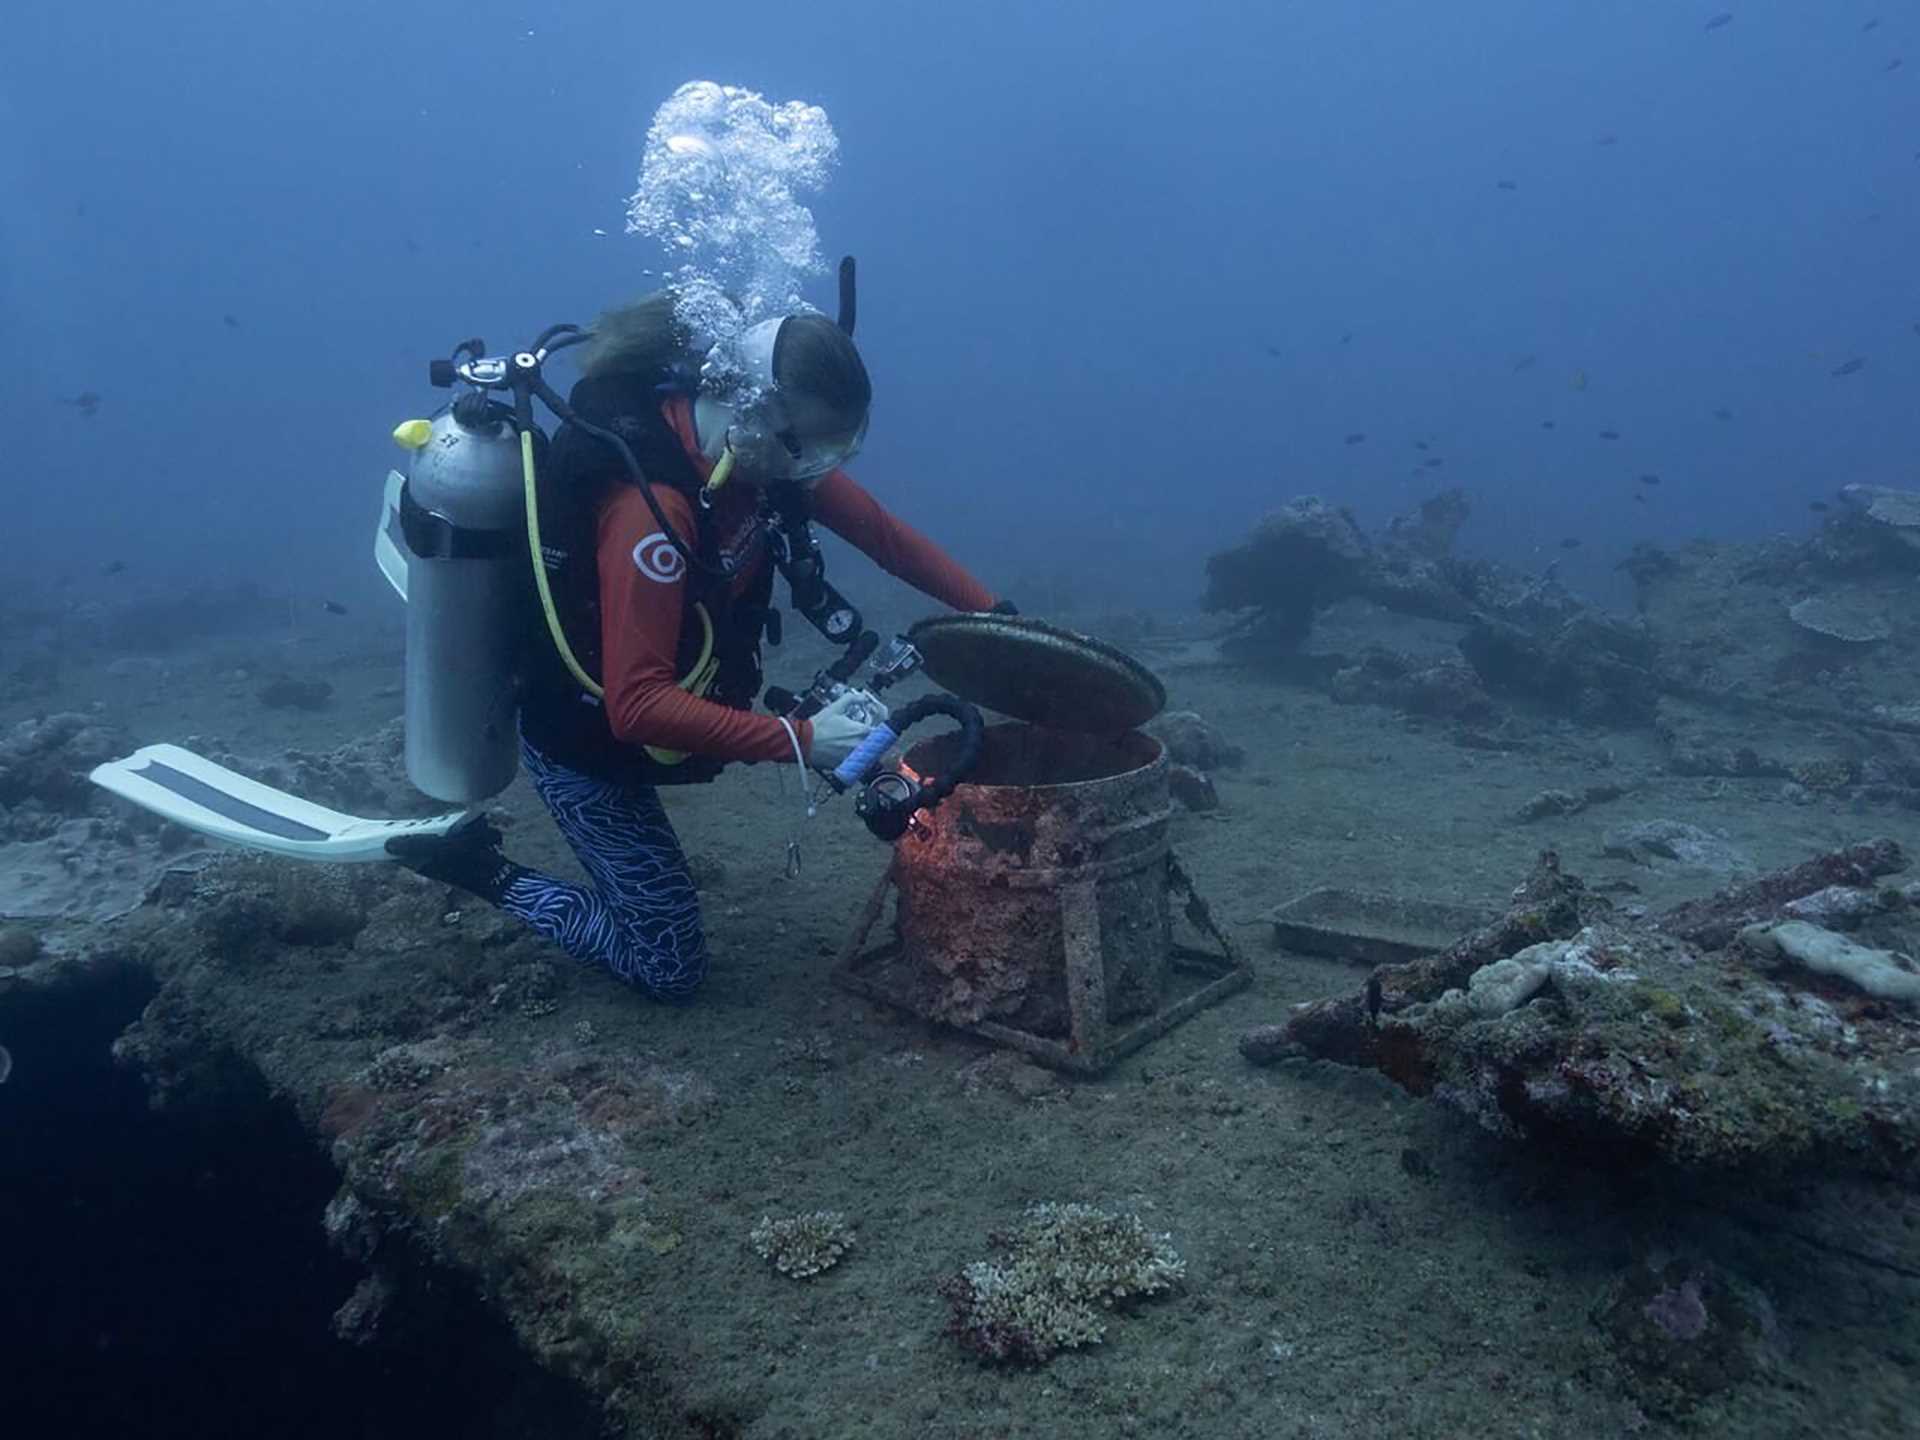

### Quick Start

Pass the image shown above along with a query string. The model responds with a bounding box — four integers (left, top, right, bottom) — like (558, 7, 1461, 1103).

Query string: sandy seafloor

(7, 601, 1919, 1440)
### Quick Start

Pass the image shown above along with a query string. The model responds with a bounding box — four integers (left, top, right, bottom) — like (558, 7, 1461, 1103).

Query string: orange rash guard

(594, 414, 995, 765)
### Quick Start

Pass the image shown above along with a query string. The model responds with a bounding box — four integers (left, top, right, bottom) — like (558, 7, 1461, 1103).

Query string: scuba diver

(387, 288, 1001, 1001)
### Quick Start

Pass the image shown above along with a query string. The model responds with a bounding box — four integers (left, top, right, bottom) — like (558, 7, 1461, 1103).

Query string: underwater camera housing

(765, 630, 984, 844)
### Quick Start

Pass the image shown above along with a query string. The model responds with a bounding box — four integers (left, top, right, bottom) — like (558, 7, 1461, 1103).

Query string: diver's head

(694, 311, 870, 485)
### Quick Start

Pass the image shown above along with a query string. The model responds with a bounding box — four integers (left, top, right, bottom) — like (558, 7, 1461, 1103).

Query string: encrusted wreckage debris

(1241, 843, 1920, 1178)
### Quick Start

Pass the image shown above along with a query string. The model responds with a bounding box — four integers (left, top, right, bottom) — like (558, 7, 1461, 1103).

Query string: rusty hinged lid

(906, 614, 1166, 733)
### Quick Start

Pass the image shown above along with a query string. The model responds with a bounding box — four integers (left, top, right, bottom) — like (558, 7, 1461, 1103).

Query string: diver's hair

(578, 291, 693, 382)
(773, 312, 871, 426)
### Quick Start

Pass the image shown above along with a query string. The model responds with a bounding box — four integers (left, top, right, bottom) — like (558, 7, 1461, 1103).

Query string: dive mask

(701, 317, 869, 485)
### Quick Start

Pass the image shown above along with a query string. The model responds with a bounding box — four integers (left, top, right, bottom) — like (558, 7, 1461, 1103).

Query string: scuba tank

(397, 392, 529, 803)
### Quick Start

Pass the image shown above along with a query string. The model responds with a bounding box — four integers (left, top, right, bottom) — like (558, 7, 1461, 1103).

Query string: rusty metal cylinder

(892, 723, 1172, 1037)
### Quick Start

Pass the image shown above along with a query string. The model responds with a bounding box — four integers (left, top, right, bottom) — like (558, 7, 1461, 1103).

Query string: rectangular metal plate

(1266, 887, 1492, 966)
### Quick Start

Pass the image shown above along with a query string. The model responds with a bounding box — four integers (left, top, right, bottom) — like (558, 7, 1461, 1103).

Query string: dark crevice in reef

(0, 969, 602, 1440)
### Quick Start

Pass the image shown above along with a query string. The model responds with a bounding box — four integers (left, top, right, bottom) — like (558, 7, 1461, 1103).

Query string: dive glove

(806, 687, 889, 773)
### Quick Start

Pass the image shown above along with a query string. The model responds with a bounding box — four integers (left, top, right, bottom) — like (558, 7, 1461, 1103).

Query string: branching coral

(942, 1203, 1184, 1364)
(749, 1211, 854, 1279)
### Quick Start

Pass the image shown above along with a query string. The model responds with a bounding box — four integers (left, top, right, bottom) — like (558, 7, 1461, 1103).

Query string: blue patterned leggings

(499, 739, 710, 1001)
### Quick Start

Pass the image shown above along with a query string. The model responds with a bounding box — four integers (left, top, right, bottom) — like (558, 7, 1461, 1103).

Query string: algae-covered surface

(6, 613, 1920, 1439)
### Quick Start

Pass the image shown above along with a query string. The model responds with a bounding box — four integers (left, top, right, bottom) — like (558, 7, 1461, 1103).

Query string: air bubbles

(665, 132, 719, 160)
(627, 80, 841, 346)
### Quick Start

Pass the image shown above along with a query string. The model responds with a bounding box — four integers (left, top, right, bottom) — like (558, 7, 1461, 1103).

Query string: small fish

(1413, 440, 1430, 451)
(1598, 428, 1622, 440)
(1633, 492, 1648, 504)
(1343, 432, 1367, 445)
(64, 390, 102, 416)
(1705, 12, 1734, 31)
(321, 599, 348, 616)
(1864, 18, 1881, 32)
(1511, 353, 1537, 373)
(1559, 537, 1582, 550)
(1422, 457, 1445, 469)
(1540, 419, 1557, 430)
(1888, 57, 1904, 73)
(1637, 473, 1661, 486)
(1809, 500, 1830, 512)
(1595, 132, 1618, 147)
(1496, 179, 1519, 191)
(1831, 356, 1866, 377)
(1570, 369, 1589, 392)
(1712, 406, 1734, 420)
(102, 559, 127, 576)
(1339, 332, 1353, 345)
(1264, 344, 1282, 358)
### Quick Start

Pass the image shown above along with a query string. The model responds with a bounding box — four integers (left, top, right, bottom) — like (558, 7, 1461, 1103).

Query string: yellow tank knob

(392, 418, 434, 450)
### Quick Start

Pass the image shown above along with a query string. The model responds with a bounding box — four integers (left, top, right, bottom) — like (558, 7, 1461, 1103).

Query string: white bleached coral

(1740, 920, 1920, 1005)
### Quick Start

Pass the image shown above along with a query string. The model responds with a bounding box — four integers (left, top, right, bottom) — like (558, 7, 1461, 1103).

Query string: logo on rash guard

(632, 533, 685, 584)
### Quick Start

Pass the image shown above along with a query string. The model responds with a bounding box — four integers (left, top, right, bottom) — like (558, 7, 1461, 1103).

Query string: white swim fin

(90, 744, 463, 863)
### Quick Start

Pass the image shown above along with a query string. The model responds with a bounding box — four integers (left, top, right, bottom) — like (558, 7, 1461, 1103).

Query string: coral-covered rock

(1459, 613, 1659, 727)
(1203, 497, 1372, 616)
(1330, 651, 1495, 722)
(192, 856, 374, 965)
(1148, 711, 1244, 771)
(1596, 1259, 1783, 1419)
(1602, 819, 1751, 874)
(0, 713, 125, 811)
(1167, 763, 1219, 812)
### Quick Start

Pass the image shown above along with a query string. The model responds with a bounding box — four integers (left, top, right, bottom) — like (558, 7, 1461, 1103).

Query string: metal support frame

(831, 850, 1252, 1075)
